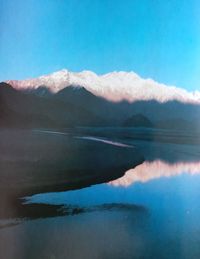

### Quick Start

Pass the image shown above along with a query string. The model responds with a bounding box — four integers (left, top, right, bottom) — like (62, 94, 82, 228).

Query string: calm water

(0, 129, 200, 259)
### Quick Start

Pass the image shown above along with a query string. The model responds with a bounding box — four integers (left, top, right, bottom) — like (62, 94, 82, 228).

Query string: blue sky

(0, 0, 200, 90)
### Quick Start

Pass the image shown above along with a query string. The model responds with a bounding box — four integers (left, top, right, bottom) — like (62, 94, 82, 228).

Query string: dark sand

(0, 128, 144, 218)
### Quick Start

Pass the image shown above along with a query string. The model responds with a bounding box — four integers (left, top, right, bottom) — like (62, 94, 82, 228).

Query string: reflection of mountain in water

(108, 160, 200, 187)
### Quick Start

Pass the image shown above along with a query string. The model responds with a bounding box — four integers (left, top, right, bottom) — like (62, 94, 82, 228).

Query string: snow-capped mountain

(6, 69, 200, 103)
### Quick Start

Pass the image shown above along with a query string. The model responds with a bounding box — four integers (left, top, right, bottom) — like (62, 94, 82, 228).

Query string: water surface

(0, 128, 200, 259)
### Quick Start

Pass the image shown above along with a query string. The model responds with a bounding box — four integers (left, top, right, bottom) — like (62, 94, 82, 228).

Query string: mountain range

(1, 69, 200, 131)
(7, 69, 200, 103)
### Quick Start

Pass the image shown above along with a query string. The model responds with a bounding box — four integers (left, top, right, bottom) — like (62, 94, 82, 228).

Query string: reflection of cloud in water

(108, 160, 200, 187)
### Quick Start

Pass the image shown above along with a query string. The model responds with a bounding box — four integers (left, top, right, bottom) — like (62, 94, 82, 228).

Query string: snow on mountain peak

(5, 69, 200, 104)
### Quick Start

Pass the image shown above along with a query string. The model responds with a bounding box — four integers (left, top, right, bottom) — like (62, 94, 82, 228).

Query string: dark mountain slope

(54, 85, 126, 124)
(0, 83, 105, 128)
(1, 82, 200, 131)
(56, 87, 200, 129)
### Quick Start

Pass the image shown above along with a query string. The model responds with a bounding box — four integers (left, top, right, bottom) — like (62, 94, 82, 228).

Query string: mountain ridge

(6, 69, 200, 104)
(1, 82, 200, 132)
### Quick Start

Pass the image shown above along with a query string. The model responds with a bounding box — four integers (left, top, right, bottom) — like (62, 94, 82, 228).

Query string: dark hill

(123, 114, 154, 128)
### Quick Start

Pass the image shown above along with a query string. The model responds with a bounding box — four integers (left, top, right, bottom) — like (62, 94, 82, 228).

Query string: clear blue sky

(0, 0, 200, 90)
